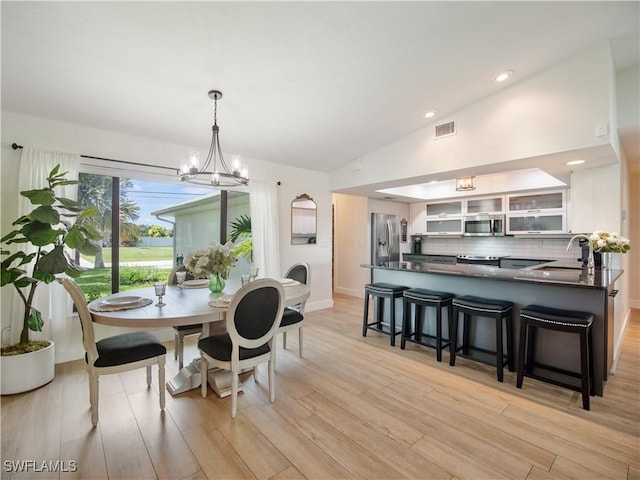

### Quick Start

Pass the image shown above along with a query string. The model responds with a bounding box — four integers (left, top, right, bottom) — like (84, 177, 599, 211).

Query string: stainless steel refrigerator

(371, 213, 400, 266)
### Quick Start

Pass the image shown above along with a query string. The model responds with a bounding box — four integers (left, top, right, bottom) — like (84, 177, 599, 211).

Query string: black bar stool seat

(362, 283, 409, 346)
(401, 288, 454, 362)
(516, 304, 594, 410)
(450, 295, 514, 382)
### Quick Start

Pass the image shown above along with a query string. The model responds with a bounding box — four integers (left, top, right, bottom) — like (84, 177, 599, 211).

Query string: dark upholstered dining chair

(199, 278, 284, 418)
(278, 262, 310, 358)
(60, 278, 166, 426)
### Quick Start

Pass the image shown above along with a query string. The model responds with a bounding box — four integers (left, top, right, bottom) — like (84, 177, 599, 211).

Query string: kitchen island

(362, 260, 623, 396)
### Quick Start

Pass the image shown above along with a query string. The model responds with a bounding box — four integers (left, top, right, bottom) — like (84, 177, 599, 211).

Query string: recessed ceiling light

(566, 160, 586, 166)
(494, 70, 513, 83)
(424, 110, 438, 119)
(428, 180, 438, 184)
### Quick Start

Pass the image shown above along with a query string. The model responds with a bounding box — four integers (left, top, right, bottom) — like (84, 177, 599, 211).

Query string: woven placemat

(90, 297, 153, 312)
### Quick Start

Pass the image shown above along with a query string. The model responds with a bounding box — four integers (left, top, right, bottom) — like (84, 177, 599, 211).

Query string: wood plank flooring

(2, 294, 638, 480)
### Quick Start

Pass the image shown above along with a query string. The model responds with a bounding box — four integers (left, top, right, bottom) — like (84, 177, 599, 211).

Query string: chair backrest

(285, 262, 310, 285)
(225, 278, 284, 367)
(285, 262, 310, 313)
(59, 278, 99, 366)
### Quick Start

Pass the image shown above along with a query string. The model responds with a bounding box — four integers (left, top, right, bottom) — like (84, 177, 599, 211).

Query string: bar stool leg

(390, 296, 396, 346)
(449, 307, 458, 367)
(435, 305, 443, 362)
(580, 328, 590, 410)
(506, 312, 514, 372)
(516, 317, 528, 388)
(362, 292, 370, 337)
(496, 314, 504, 382)
(462, 313, 470, 356)
(401, 297, 409, 350)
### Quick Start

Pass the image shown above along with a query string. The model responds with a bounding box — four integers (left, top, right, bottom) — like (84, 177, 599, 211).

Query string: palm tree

(77, 174, 140, 268)
(228, 214, 252, 262)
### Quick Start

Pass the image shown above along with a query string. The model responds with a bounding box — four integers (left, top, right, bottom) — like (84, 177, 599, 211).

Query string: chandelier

(179, 90, 249, 187)
(455, 176, 475, 191)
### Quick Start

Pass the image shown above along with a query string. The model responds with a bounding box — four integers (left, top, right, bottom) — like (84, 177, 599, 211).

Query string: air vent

(435, 121, 456, 138)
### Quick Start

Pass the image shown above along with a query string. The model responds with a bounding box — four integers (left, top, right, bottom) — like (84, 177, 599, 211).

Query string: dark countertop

(362, 260, 622, 290)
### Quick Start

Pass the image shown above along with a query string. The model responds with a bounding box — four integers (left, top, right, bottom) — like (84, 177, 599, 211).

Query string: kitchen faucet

(567, 234, 594, 276)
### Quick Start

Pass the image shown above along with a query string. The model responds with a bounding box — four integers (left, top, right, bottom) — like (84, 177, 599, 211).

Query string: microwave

(463, 214, 505, 236)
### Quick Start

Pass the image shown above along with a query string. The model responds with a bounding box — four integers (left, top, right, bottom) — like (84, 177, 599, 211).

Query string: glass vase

(208, 273, 225, 293)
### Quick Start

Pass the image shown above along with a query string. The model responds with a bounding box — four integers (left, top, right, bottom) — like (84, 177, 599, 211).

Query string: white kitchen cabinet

(425, 200, 463, 218)
(425, 218, 463, 236)
(506, 212, 566, 235)
(464, 195, 505, 215)
(409, 202, 426, 235)
(569, 165, 620, 234)
(507, 190, 566, 213)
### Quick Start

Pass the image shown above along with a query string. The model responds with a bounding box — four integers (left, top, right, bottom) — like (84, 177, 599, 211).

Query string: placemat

(209, 294, 234, 308)
(90, 298, 153, 312)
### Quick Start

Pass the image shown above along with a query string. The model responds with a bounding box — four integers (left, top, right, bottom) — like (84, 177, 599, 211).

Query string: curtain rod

(11, 142, 179, 173)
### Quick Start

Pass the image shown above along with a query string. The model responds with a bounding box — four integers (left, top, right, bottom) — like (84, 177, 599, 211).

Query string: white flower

(590, 231, 631, 253)
(185, 241, 238, 279)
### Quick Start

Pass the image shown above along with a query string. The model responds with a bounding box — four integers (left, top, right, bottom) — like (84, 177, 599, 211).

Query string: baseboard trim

(334, 286, 363, 298)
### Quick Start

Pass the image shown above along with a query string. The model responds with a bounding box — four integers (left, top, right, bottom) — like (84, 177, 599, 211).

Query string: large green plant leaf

(36, 245, 69, 274)
(21, 188, 56, 206)
(28, 308, 43, 332)
(20, 222, 64, 246)
(28, 205, 60, 225)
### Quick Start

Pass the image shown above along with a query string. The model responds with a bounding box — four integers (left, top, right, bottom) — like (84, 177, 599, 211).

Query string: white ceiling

(2, 1, 639, 188)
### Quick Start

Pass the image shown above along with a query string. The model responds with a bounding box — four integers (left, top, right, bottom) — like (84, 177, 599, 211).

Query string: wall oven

(463, 214, 505, 236)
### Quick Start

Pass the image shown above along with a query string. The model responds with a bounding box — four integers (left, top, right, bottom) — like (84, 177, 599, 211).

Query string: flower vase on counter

(208, 273, 225, 293)
(601, 252, 613, 271)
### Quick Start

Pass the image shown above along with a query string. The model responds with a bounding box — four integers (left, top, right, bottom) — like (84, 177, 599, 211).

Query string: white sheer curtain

(9, 148, 80, 361)
(249, 179, 280, 278)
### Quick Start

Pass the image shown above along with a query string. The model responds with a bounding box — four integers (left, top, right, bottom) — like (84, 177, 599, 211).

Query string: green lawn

(80, 246, 173, 264)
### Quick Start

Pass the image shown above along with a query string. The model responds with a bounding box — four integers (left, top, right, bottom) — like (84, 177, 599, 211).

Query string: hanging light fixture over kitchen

(456, 176, 475, 191)
(179, 90, 249, 187)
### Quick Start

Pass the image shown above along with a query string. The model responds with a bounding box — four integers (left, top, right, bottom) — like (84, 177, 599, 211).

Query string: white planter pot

(1, 341, 55, 395)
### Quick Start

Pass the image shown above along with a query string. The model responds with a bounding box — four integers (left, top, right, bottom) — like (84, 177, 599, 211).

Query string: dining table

(88, 277, 310, 397)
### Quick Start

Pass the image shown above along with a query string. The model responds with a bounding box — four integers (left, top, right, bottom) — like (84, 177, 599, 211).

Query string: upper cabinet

(425, 200, 463, 218)
(506, 190, 566, 213)
(506, 189, 568, 235)
(464, 195, 505, 215)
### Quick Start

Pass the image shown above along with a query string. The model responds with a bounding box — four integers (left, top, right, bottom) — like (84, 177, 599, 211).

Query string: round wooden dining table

(88, 278, 310, 396)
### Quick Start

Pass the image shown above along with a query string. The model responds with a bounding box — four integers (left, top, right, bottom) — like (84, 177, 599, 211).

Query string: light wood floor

(2, 294, 639, 480)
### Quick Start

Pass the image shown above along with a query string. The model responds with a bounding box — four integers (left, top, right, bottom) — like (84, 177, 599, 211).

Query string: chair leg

(283, 331, 288, 349)
(435, 305, 443, 362)
(158, 356, 166, 409)
(506, 313, 514, 372)
(253, 365, 259, 381)
(449, 308, 458, 367)
(231, 371, 239, 418)
(200, 356, 208, 398)
(298, 326, 304, 358)
(89, 371, 99, 426)
(401, 299, 409, 350)
(269, 358, 276, 404)
(177, 335, 184, 370)
(146, 365, 152, 386)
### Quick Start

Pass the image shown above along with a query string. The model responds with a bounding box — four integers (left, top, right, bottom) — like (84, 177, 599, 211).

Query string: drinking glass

(241, 274, 250, 286)
(250, 266, 259, 282)
(176, 271, 186, 289)
(154, 281, 167, 307)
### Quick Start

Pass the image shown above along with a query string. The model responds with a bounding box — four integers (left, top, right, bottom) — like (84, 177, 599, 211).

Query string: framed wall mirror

(291, 194, 317, 245)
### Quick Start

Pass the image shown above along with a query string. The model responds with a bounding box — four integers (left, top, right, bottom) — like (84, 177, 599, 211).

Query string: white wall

(330, 43, 615, 192)
(1, 111, 333, 362)
(333, 193, 369, 297)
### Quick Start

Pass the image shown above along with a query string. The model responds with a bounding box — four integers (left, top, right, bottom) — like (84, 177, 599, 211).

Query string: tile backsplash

(420, 236, 582, 262)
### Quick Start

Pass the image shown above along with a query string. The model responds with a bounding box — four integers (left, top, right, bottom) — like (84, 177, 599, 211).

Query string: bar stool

(450, 295, 514, 382)
(401, 288, 454, 362)
(362, 283, 409, 346)
(516, 304, 594, 410)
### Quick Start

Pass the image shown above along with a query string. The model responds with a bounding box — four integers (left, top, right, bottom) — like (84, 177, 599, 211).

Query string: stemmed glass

(176, 271, 186, 289)
(250, 266, 259, 282)
(154, 281, 167, 307)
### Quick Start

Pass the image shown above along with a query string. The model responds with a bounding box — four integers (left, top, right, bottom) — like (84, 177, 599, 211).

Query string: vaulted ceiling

(2, 2, 638, 177)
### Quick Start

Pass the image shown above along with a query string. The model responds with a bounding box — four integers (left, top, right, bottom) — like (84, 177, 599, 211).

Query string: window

(75, 172, 249, 301)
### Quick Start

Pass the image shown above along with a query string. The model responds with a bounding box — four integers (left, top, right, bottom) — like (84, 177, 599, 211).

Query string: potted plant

(1, 165, 101, 394)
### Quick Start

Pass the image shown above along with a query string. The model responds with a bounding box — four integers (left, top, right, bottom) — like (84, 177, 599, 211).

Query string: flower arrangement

(590, 231, 631, 254)
(185, 241, 237, 279)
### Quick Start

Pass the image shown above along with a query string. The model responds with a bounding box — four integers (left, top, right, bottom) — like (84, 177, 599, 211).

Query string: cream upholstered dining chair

(60, 278, 166, 426)
(168, 265, 201, 369)
(199, 278, 284, 418)
(278, 262, 310, 358)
